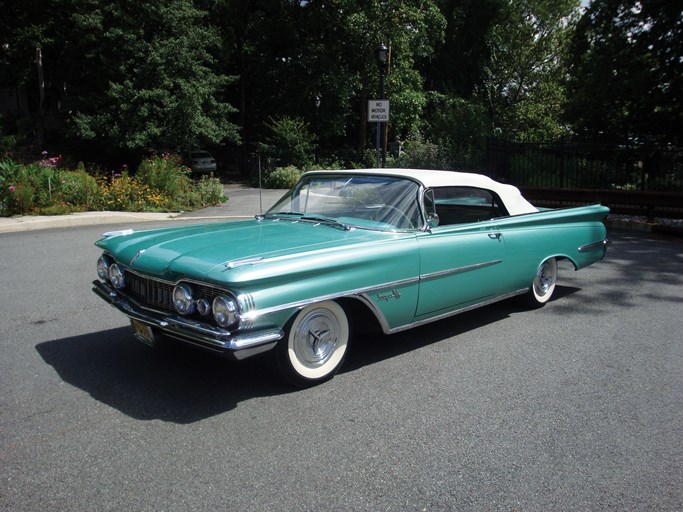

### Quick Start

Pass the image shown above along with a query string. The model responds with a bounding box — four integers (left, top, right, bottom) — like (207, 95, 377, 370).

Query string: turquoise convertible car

(93, 169, 609, 386)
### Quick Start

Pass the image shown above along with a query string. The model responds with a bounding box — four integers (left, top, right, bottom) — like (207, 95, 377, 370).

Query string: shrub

(263, 166, 303, 189)
(396, 139, 451, 170)
(259, 116, 317, 169)
(58, 170, 99, 209)
(191, 174, 226, 207)
(136, 154, 192, 199)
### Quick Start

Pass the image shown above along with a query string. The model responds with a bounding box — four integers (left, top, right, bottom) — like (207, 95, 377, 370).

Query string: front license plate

(131, 319, 155, 347)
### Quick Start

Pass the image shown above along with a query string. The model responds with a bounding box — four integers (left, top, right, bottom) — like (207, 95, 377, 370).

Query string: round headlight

(97, 255, 110, 280)
(196, 298, 211, 316)
(213, 295, 239, 328)
(173, 284, 196, 315)
(108, 263, 126, 289)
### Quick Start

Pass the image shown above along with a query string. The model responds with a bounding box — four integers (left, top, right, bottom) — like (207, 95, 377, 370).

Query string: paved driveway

(0, 223, 681, 511)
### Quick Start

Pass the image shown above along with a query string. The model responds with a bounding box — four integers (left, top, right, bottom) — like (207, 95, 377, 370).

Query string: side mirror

(427, 212, 439, 228)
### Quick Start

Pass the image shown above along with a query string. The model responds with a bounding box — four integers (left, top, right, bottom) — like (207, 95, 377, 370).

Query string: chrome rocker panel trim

(92, 280, 283, 360)
(359, 288, 529, 334)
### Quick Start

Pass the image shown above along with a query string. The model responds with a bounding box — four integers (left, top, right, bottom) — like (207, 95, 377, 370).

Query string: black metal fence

(484, 139, 683, 193)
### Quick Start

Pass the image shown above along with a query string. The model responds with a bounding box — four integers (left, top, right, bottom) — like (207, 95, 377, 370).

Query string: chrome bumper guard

(92, 280, 283, 360)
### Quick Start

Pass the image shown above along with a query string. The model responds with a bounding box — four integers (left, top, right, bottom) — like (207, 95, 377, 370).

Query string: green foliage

(67, 0, 240, 152)
(565, 0, 682, 145)
(423, 93, 491, 165)
(0, 156, 225, 216)
(260, 117, 317, 170)
(57, 170, 99, 208)
(263, 166, 304, 189)
(136, 155, 192, 201)
(1, 0, 678, 181)
(188, 175, 226, 208)
(396, 139, 451, 170)
(481, 0, 579, 141)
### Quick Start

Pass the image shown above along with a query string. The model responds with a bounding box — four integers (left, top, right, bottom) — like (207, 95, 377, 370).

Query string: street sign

(368, 100, 390, 122)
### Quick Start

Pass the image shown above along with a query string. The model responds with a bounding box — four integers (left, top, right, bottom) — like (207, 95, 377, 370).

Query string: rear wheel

(275, 301, 350, 387)
(525, 257, 558, 307)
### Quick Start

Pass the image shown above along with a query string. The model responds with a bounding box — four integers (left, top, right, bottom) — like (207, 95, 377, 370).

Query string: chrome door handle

(488, 232, 502, 240)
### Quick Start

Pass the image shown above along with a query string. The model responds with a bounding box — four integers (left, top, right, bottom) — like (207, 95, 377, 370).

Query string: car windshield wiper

(300, 215, 353, 231)
(260, 211, 304, 219)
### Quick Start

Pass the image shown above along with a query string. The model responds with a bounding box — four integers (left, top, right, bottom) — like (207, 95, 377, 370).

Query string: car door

(415, 186, 507, 318)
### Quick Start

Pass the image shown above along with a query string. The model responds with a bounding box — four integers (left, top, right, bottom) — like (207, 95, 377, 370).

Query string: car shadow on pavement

(341, 291, 579, 373)
(35, 288, 580, 423)
(35, 327, 285, 424)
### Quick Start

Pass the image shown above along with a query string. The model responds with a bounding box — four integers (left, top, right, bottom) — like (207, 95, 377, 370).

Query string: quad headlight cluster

(172, 283, 240, 329)
(97, 254, 126, 289)
(97, 254, 240, 329)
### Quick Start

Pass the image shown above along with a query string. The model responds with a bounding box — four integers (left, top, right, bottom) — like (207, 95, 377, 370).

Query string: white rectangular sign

(368, 100, 390, 122)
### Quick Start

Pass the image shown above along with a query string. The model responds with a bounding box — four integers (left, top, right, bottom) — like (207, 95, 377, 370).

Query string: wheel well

(553, 255, 578, 270)
(336, 297, 383, 334)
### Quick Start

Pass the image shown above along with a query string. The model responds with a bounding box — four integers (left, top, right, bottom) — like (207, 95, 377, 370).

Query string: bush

(181, 174, 226, 209)
(0, 153, 226, 216)
(259, 116, 317, 169)
(263, 166, 303, 189)
(136, 154, 192, 200)
(58, 170, 99, 209)
(396, 139, 451, 170)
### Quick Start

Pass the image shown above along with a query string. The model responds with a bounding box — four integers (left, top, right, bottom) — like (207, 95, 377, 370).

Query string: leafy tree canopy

(566, 0, 682, 145)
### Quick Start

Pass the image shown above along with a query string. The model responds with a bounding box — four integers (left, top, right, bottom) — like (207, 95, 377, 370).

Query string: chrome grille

(125, 271, 174, 310)
(124, 271, 225, 314)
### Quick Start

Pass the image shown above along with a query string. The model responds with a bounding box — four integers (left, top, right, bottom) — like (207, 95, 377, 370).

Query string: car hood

(96, 218, 401, 283)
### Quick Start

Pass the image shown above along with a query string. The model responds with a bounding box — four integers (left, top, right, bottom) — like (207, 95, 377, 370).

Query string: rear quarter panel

(496, 204, 609, 292)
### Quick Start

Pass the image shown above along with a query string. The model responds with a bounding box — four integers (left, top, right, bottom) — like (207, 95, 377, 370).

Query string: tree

(213, 0, 445, 163)
(480, 0, 581, 140)
(565, 0, 682, 145)
(67, 0, 240, 153)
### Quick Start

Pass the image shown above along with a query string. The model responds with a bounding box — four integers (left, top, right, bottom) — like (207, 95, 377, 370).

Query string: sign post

(368, 100, 390, 168)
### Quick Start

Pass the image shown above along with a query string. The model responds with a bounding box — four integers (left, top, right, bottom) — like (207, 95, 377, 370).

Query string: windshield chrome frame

(262, 173, 429, 233)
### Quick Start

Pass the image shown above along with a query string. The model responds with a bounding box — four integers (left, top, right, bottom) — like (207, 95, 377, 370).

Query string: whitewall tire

(276, 301, 350, 387)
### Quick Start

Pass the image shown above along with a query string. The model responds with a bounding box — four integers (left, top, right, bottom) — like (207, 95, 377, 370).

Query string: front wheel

(275, 301, 350, 387)
(525, 257, 558, 307)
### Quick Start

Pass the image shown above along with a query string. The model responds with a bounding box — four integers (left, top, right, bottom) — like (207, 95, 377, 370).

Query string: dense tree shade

(1, 0, 680, 170)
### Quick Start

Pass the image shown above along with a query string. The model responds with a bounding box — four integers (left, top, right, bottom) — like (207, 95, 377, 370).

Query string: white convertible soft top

(308, 168, 539, 216)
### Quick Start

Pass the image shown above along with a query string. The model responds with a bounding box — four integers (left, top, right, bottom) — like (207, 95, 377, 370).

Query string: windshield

(266, 174, 423, 231)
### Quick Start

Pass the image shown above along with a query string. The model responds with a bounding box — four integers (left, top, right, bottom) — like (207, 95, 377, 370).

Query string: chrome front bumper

(92, 280, 283, 360)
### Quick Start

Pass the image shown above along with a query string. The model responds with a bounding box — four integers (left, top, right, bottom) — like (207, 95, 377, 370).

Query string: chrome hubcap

(535, 261, 555, 296)
(292, 309, 340, 369)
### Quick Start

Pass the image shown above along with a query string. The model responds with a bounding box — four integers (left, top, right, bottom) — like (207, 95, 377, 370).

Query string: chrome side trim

(420, 259, 503, 281)
(359, 288, 529, 334)
(239, 275, 421, 321)
(578, 239, 610, 253)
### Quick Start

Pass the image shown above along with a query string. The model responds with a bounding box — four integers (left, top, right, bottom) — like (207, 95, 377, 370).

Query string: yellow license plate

(131, 319, 155, 347)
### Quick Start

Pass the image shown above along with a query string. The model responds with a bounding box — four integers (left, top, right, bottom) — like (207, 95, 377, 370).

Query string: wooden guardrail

(519, 187, 683, 222)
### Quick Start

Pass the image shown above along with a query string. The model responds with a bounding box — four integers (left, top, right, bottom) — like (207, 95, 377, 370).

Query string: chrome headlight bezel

(97, 255, 111, 280)
(108, 263, 126, 289)
(212, 294, 240, 329)
(173, 283, 196, 315)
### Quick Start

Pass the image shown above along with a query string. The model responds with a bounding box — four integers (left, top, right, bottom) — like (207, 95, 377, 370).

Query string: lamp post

(314, 93, 321, 164)
(375, 44, 389, 168)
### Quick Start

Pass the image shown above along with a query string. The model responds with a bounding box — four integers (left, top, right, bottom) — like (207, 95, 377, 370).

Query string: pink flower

(9, 185, 15, 193)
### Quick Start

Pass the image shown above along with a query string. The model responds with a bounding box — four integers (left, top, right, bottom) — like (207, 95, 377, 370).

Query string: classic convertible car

(93, 169, 609, 386)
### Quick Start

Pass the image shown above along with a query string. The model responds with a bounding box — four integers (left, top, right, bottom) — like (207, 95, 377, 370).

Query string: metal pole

(375, 120, 381, 168)
(379, 72, 386, 168)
